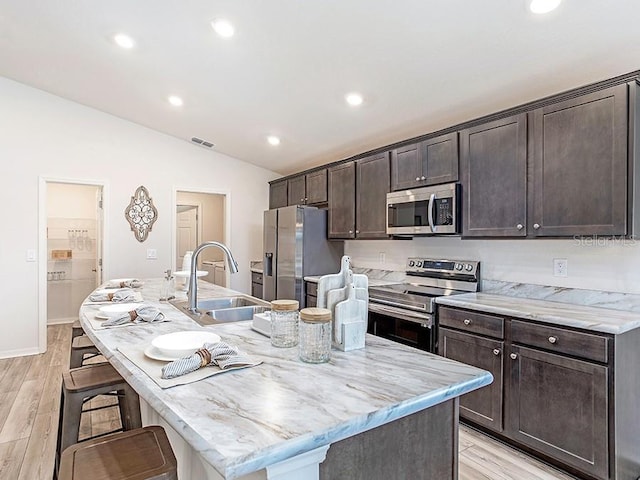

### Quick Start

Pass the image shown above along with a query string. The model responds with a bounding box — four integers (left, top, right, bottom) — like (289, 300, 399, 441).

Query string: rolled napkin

(89, 288, 136, 303)
(102, 304, 165, 327)
(161, 342, 260, 379)
(105, 279, 143, 289)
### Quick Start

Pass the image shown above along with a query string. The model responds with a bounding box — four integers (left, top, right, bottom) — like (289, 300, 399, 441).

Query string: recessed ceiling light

(168, 95, 184, 107)
(345, 92, 364, 107)
(529, 0, 561, 14)
(211, 19, 235, 38)
(267, 136, 281, 146)
(113, 33, 135, 49)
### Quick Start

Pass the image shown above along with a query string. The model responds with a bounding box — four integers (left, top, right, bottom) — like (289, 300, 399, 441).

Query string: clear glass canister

(299, 308, 332, 363)
(270, 299, 299, 347)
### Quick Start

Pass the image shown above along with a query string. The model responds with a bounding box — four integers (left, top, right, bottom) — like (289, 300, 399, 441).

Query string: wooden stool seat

(58, 426, 177, 480)
(70, 334, 101, 368)
(57, 363, 142, 461)
(63, 362, 127, 393)
(71, 319, 84, 340)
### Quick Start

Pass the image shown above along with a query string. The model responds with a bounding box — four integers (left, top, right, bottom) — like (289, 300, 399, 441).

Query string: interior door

(94, 187, 104, 286)
(176, 205, 198, 270)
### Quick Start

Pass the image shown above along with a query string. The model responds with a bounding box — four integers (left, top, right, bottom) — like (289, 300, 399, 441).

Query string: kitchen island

(79, 279, 492, 480)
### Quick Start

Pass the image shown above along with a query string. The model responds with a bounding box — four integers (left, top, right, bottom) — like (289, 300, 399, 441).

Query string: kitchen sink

(170, 295, 270, 325)
(206, 305, 269, 322)
(196, 296, 265, 311)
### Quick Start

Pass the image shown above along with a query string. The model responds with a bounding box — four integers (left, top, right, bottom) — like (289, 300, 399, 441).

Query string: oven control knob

(408, 260, 415, 267)
(464, 264, 473, 271)
(415, 261, 423, 268)
(455, 263, 463, 271)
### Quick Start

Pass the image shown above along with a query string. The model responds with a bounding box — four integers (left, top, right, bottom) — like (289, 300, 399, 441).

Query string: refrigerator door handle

(264, 252, 273, 276)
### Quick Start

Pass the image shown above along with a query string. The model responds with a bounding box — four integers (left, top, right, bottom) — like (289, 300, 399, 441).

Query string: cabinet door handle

(415, 177, 421, 181)
(355, 230, 360, 234)
(548, 336, 558, 344)
(510, 353, 518, 360)
(348, 230, 353, 234)
(420, 176, 426, 181)
(463, 319, 471, 325)
(533, 223, 540, 229)
(516, 223, 524, 230)
(493, 349, 501, 356)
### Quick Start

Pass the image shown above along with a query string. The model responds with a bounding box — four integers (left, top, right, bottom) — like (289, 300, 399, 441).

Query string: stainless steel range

(367, 258, 480, 352)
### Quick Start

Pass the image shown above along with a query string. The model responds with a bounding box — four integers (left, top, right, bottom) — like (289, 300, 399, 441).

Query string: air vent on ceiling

(191, 136, 215, 149)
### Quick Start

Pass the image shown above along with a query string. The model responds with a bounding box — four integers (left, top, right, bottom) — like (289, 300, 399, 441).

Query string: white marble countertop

(436, 293, 640, 335)
(303, 275, 398, 287)
(80, 279, 492, 479)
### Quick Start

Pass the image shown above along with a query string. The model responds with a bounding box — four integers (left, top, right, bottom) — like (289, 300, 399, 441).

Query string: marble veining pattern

(482, 279, 640, 312)
(436, 293, 640, 334)
(80, 279, 492, 479)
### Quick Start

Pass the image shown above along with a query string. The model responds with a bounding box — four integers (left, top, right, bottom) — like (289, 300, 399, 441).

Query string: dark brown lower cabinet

(438, 305, 640, 480)
(439, 328, 503, 432)
(305, 281, 317, 307)
(509, 345, 609, 480)
(251, 271, 263, 299)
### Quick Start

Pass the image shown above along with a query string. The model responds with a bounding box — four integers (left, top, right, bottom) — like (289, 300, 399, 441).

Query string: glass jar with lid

(298, 307, 332, 363)
(270, 299, 299, 347)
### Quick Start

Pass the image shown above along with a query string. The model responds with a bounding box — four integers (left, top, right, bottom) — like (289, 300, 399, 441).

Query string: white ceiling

(1, 1, 639, 175)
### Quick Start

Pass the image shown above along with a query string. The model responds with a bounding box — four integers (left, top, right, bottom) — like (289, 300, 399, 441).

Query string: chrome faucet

(187, 241, 239, 314)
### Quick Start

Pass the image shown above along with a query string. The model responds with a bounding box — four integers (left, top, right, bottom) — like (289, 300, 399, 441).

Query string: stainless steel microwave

(386, 183, 460, 235)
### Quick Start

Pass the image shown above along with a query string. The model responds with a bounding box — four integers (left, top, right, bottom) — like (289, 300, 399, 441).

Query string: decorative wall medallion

(124, 185, 158, 242)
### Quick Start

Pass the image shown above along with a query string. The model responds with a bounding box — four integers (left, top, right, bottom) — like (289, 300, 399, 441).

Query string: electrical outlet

(553, 258, 568, 277)
(26, 249, 36, 262)
(379, 252, 386, 264)
(146, 248, 157, 260)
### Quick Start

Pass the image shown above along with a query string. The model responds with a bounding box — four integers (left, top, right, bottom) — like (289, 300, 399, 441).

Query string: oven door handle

(428, 193, 436, 233)
(369, 303, 432, 327)
(369, 297, 428, 312)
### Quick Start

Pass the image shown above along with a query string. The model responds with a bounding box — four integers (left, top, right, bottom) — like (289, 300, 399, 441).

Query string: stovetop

(368, 257, 480, 314)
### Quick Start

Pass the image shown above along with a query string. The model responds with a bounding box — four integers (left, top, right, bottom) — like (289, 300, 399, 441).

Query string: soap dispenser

(160, 269, 176, 301)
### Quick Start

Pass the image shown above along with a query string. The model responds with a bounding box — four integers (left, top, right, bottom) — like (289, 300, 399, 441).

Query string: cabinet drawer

(438, 307, 504, 339)
(305, 281, 318, 297)
(511, 320, 608, 363)
(251, 272, 263, 284)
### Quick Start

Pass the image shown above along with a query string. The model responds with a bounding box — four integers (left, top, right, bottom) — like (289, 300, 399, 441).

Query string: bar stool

(70, 335, 102, 368)
(58, 426, 178, 480)
(57, 363, 142, 458)
(71, 319, 84, 340)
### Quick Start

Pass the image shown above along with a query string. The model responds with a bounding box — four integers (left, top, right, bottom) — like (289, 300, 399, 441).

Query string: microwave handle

(428, 193, 436, 233)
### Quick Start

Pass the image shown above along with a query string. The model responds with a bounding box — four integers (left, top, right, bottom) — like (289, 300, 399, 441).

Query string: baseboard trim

(0, 347, 40, 360)
(47, 318, 77, 325)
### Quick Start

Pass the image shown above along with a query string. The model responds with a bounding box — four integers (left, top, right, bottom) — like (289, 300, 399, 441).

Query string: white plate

(144, 345, 183, 362)
(151, 330, 221, 358)
(98, 302, 144, 314)
(173, 270, 208, 278)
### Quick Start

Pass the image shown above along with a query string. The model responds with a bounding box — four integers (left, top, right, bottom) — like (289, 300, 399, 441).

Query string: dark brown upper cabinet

(269, 179, 288, 209)
(287, 174, 306, 206)
(284, 169, 328, 206)
(461, 114, 528, 237)
(391, 132, 459, 191)
(356, 152, 391, 238)
(531, 84, 628, 237)
(328, 161, 356, 238)
(328, 153, 391, 239)
(305, 169, 328, 205)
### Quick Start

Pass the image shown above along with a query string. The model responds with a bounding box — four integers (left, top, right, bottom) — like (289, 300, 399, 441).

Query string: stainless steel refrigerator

(263, 205, 343, 306)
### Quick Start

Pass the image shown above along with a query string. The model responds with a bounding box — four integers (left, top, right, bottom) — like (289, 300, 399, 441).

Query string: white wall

(0, 76, 278, 358)
(345, 235, 640, 294)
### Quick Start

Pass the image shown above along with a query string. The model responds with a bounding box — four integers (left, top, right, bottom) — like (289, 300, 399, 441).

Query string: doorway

(175, 190, 228, 287)
(39, 178, 106, 352)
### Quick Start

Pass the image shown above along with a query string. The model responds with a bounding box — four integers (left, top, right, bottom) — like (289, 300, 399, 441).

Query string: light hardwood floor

(0, 324, 578, 480)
